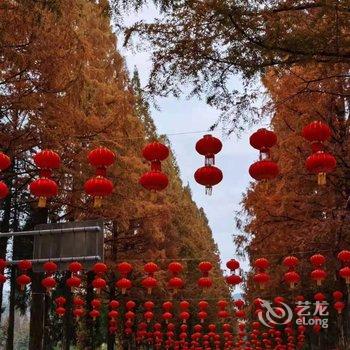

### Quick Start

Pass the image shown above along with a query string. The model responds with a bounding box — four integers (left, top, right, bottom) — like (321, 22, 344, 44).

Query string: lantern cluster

(197, 261, 213, 289)
(302, 121, 336, 185)
(234, 299, 246, 320)
(108, 300, 119, 333)
(29, 150, 60, 207)
(198, 300, 208, 323)
(194, 134, 223, 195)
(142, 262, 158, 294)
(16, 260, 32, 291)
(140, 141, 169, 193)
(66, 261, 82, 290)
(73, 296, 85, 319)
(338, 250, 350, 284)
(310, 254, 327, 286)
(90, 298, 101, 321)
(225, 259, 242, 288)
(217, 299, 229, 321)
(41, 261, 57, 293)
(333, 291, 345, 315)
(179, 300, 190, 324)
(92, 262, 107, 294)
(253, 258, 270, 289)
(283, 256, 300, 289)
(162, 301, 173, 324)
(55, 296, 66, 317)
(168, 261, 184, 292)
(124, 300, 136, 333)
(249, 128, 279, 181)
(0, 152, 10, 199)
(116, 261, 133, 294)
(84, 147, 115, 207)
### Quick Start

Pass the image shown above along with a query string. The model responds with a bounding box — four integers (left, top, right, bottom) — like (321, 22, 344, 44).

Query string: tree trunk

(5, 266, 16, 350)
(63, 271, 73, 350)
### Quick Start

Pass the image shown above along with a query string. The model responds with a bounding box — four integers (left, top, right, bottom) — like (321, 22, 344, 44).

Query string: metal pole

(7, 255, 102, 265)
(0, 226, 101, 237)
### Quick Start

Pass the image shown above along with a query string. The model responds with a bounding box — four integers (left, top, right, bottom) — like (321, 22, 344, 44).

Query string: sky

(116, 5, 266, 277)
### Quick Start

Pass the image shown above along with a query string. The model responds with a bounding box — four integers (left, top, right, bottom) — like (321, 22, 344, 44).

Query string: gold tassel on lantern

(317, 172, 326, 185)
(93, 196, 102, 208)
(38, 196, 47, 208)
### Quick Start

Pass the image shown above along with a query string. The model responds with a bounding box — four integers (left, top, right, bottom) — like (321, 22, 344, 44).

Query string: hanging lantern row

(252, 251, 350, 290)
(194, 135, 223, 195)
(0, 152, 11, 199)
(249, 121, 337, 186)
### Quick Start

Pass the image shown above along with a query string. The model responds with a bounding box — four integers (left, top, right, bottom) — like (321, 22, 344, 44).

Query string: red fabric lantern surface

(0, 274, 6, 284)
(109, 300, 119, 309)
(43, 261, 57, 274)
(55, 296, 66, 306)
(66, 276, 81, 290)
(306, 151, 336, 185)
(0, 259, 7, 271)
(92, 277, 106, 294)
(108, 310, 119, 320)
(34, 150, 60, 171)
(93, 262, 107, 275)
(334, 301, 345, 314)
(168, 277, 184, 290)
(310, 254, 326, 267)
(226, 274, 242, 286)
(338, 250, 350, 263)
(91, 299, 102, 309)
(168, 261, 183, 274)
(73, 297, 85, 307)
(283, 256, 299, 268)
(56, 307, 66, 317)
(197, 276, 212, 288)
(0, 152, 11, 171)
(116, 277, 132, 294)
(41, 276, 56, 293)
(84, 176, 113, 208)
(142, 142, 169, 162)
(253, 272, 270, 289)
(117, 262, 133, 275)
(0, 181, 9, 199)
(88, 147, 116, 172)
(144, 262, 158, 274)
(254, 258, 269, 270)
(18, 260, 32, 271)
(194, 165, 223, 195)
(250, 129, 277, 153)
(139, 170, 168, 192)
(142, 276, 157, 294)
(73, 308, 84, 319)
(333, 291, 343, 301)
(249, 160, 279, 181)
(90, 309, 100, 321)
(234, 299, 245, 309)
(195, 135, 222, 165)
(16, 274, 31, 291)
(302, 121, 331, 144)
(284, 271, 300, 289)
(311, 269, 327, 286)
(226, 259, 239, 271)
(314, 292, 325, 302)
(198, 261, 212, 273)
(29, 177, 58, 208)
(339, 266, 350, 284)
(69, 261, 82, 274)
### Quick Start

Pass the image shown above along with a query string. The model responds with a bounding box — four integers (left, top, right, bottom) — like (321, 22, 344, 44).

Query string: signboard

(32, 220, 104, 272)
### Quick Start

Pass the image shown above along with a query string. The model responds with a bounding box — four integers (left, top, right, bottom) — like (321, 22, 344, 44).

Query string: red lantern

(234, 299, 245, 309)
(142, 276, 157, 294)
(225, 274, 242, 286)
(339, 266, 350, 284)
(195, 135, 222, 165)
(89, 309, 100, 321)
(16, 274, 31, 290)
(29, 177, 58, 208)
(43, 261, 57, 274)
(117, 262, 133, 275)
(108, 310, 119, 320)
(197, 276, 212, 288)
(283, 256, 299, 268)
(302, 121, 331, 144)
(142, 142, 169, 162)
(41, 276, 56, 293)
(66, 276, 81, 290)
(253, 272, 270, 289)
(93, 262, 107, 275)
(0, 152, 10, 171)
(116, 277, 132, 294)
(180, 311, 190, 323)
(92, 277, 106, 294)
(88, 147, 116, 172)
(226, 259, 239, 271)
(250, 129, 277, 153)
(310, 254, 326, 267)
(198, 311, 207, 323)
(18, 260, 32, 271)
(144, 262, 158, 274)
(254, 258, 269, 270)
(34, 150, 60, 171)
(73, 297, 85, 306)
(168, 261, 183, 274)
(56, 306, 66, 317)
(198, 261, 213, 273)
(139, 170, 168, 192)
(69, 261, 82, 274)
(305, 151, 336, 185)
(284, 271, 300, 289)
(84, 176, 113, 208)
(194, 165, 223, 195)
(314, 292, 325, 302)
(55, 296, 66, 306)
(168, 277, 183, 290)
(249, 160, 279, 181)
(0, 274, 6, 284)
(333, 291, 343, 301)
(311, 269, 327, 286)
(73, 308, 84, 319)
(334, 301, 345, 314)
(338, 250, 350, 263)
(0, 181, 9, 199)
(91, 298, 101, 309)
